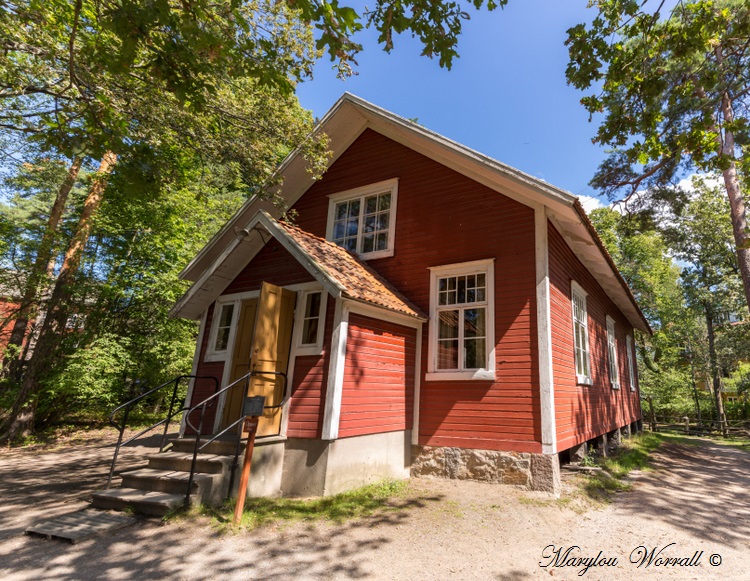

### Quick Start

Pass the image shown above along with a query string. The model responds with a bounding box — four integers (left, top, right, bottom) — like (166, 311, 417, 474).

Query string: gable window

(293, 286, 328, 355)
(606, 316, 620, 389)
(427, 259, 495, 381)
(326, 179, 398, 259)
(205, 301, 238, 361)
(571, 281, 591, 385)
(626, 334, 636, 391)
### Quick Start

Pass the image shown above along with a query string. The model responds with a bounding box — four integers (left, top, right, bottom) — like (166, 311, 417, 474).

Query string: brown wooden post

(647, 396, 657, 432)
(233, 416, 259, 526)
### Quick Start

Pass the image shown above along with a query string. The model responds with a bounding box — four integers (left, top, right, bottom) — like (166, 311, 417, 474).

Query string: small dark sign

(243, 395, 266, 418)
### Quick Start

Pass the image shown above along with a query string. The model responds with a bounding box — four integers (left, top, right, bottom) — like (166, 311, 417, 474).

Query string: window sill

(425, 370, 496, 382)
(204, 352, 229, 363)
(577, 375, 593, 386)
(611, 383, 621, 390)
(357, 249, 394, 261)
(294, 344, 324, 357)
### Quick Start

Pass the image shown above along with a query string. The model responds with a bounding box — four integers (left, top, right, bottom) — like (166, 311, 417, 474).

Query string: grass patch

(203, 479, 411, 531)
(579, 432, 685, 501)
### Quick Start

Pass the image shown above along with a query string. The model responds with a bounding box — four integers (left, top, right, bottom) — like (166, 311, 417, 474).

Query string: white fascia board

(171, 211, 347, 319)
(548, 213, 649, 334)
(343, 297, 426, 327)
(255, 211, 345, 299)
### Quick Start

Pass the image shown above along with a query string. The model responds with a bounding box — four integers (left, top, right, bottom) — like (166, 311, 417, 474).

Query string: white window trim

(606, 315, 620, 390)
(627, 334, 636, 391)
(291, 283, 328, 356)
(426, 259, 495, 381)
(204, 299, 241, 362)
(571, 281, 592, 386)
(325, 178, 399, 260)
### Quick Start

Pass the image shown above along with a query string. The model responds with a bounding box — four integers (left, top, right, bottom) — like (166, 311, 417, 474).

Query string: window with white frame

(427, 259, 495, 381)
(626, 335, 636, 391)
(206, 301, 237, 361)
(606, 316, 620, 389)
(293, 287, 327, 355)
(571, 281, 591, 385)
(326, 179, 398, 259)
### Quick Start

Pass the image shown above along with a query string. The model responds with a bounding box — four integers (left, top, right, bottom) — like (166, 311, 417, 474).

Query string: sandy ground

(0, 431, 748, 580)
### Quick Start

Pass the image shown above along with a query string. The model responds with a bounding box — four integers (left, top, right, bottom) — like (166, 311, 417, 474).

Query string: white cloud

(577, 195, 606, 213)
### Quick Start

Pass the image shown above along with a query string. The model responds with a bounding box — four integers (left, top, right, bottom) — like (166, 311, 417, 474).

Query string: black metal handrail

(106, 374, 219, 488)
(183, 369, 287, 507)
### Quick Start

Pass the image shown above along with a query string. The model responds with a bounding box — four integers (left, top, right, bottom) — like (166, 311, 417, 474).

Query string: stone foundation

(411, 445, 561, 494)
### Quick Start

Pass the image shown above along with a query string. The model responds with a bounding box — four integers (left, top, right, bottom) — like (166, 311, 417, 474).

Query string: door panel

(221, 298, 258, 429)
(249, 282, 296, 437)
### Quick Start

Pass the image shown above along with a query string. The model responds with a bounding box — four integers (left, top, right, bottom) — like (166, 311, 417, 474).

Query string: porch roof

(170, 211, 426, 321)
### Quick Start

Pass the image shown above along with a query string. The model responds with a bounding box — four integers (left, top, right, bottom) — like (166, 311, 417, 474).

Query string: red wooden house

(172, 94, 648, 496)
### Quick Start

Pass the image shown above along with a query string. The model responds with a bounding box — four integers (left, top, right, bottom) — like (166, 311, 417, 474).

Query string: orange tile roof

(276, 220, 425, 320)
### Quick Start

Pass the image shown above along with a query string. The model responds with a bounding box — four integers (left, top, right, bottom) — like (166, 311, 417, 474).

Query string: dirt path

(0, 435, 748, 580)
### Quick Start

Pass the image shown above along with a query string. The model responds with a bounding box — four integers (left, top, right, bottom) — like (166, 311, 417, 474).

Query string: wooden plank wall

(548, 221, 642, 452)
(286, 296, 335, 438)
(290, 129, 541, 453)
(338, 314, 416, 438)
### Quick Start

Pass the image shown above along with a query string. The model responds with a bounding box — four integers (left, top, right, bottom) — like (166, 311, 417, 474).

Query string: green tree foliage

(567, 0, 750, 311)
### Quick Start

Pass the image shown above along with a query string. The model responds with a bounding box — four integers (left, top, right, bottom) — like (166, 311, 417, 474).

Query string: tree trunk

(718, 92, 750, 313)
(705, 308, 728, 436)
(3, 157, 83, 381)
(1, 152, 117, 441)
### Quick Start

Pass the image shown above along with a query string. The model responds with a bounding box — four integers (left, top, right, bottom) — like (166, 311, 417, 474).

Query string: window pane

(376, 231, 388, 250)
(365, 195, 378, 214)
(477, 273, 485, 287)
(304, 292, 321, 318)
(378, 193, 391, 211)
(219, 304, 234, 327)
(464, 338, 485, 369)
(457, 276, 466, 303)
(344, 238, 357, 252)
(438, 340, 459, 369)
(347, 218, 359, 236)
(438, 310, 459, 338)
(364, 215, 376, 232)
(464, 308, 485, 338)
(476, 288, 485, 302)
(215, 327, 230, 351)
(439, 278, 447, 292)
(362, 234, 374, 253)
(302, 318, 319, 345)
(335, 202, 348, 220)
(377, 213, 389, 230)
(348, 199, 360, 217)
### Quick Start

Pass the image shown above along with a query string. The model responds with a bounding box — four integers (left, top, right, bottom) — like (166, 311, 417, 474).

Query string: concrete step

(91, 488, 185, 517)
(171, 437, 244, 456)
(119, 468, 222, 504)
(147, 451, 236, 474)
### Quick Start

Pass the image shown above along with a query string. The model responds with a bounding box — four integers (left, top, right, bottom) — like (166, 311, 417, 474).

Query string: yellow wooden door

(221, 298, 258, 429)
(249, 282, 296, 437)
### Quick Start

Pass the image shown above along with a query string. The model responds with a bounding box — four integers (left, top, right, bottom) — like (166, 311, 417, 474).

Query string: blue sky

(295, 0, 607, 209)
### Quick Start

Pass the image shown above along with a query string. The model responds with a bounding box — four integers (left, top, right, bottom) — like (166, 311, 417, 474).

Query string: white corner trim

(322, 299, 349, 440)
(412, 324, 423, 446)
(180, 309, 208, 436)
(535, 206, 557, 455)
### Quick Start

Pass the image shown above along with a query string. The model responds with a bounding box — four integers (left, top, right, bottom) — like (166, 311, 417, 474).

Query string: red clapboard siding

(548, 221, 642, 451)
(223, 238, 314, 295)
(188, 302, 224, 434)
(289, 129, 541, 453)
(286, 295, 335, 438)
(338, 314, 416, 438)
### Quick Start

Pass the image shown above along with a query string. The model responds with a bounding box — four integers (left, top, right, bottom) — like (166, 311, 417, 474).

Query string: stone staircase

(92, 438, 242, 517)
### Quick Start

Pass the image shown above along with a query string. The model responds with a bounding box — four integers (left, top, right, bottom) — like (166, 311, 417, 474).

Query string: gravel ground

(0, 431, 748, 580)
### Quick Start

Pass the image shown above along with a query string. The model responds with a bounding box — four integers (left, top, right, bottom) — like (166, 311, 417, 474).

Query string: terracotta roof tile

(276, 220, 425, 320)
